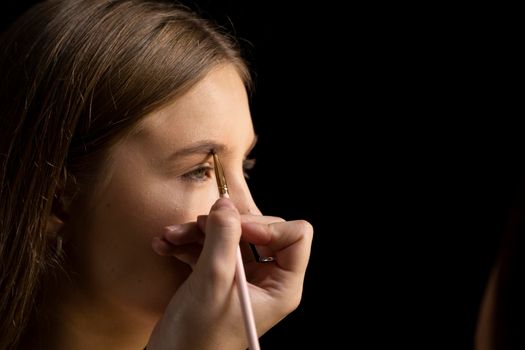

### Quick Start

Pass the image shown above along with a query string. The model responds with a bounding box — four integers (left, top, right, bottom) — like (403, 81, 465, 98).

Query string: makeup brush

(212, 152, 260, 350)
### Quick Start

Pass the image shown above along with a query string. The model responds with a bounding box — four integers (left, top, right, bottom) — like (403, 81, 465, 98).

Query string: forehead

(132, 64, 254, 149)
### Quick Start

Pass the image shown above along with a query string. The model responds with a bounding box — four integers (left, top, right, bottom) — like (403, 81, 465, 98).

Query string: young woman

(0, 1, 313, 349)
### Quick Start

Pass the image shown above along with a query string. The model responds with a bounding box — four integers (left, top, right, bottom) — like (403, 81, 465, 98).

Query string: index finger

(242, 220, 313, 273)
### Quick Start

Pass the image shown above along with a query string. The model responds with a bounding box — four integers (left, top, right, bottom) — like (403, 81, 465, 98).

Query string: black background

(2, 1, 523, 349)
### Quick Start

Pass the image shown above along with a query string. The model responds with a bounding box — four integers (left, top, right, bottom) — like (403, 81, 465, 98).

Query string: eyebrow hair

(169, 140, 226, 159)
(167, 135, 258, 160)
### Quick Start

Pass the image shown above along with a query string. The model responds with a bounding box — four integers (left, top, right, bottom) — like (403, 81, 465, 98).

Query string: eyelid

(179, 162, 214, 182)
(178, 154, 256, 182)
(187, 162, 212, 172)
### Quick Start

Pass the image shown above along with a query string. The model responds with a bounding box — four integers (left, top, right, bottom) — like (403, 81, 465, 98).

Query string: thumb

(194, 197, 242, 288)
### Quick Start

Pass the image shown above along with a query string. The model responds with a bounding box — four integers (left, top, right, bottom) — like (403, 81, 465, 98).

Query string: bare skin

(38, 64, 312, 349)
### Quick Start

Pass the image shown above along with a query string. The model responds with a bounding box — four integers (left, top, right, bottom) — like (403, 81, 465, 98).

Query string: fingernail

(213, 197, 235, 209)
(165, 224, 183, 232)
(197, 215, 207, 228)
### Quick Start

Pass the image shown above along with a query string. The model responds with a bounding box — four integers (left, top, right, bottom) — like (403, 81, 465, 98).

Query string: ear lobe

(47, 168, 77, 237)
(46, 189, 71, 237)
(46, 214, 64, 236)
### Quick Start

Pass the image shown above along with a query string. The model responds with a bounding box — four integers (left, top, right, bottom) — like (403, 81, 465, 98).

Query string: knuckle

(266, 215, 285, 223)
(241, 214, 285, 224)
(291, 293, 302, 311)
(280, 291, 303, 316)
(205, 262, 230, 286)
(207, 209, 241, 230)
(295, 220, 314, 237)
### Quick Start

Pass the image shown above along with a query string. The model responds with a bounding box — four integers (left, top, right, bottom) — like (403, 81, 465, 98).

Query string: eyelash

(180, 158, 256, 183)
(180, 165, 214, 182)
(243, 158, 256, 179)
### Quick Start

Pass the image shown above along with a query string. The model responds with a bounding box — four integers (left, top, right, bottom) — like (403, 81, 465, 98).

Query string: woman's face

(65, 64, 259, 318)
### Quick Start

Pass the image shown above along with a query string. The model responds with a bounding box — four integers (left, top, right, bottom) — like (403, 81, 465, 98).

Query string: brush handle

(235, 246, 260, 350)
(221, 193, 260, 350)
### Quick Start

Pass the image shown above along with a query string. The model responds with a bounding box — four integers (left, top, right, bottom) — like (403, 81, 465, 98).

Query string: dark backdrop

(2, 1, 522, 349)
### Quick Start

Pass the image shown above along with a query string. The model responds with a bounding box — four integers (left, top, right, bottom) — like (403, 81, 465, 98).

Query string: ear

(46, 213, 65, 236)
(46, 175, 75, 237)
(46, 193, 70, 237)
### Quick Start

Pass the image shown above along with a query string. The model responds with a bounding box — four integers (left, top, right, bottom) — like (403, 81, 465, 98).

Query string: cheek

(102, 176, 218, 237)
(69, 171, 219, 316)
(138, 180, 219, 229)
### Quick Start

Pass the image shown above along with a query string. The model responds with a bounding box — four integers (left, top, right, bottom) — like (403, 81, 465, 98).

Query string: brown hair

(0, 0, 250, 348)
(488, 185, 525, 349)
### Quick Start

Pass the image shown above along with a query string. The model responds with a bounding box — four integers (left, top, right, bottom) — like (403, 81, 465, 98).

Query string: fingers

(197, 214, 285, 229)
(163, 222, 204, 245)
(153, 210, 261, 268)
(240, 215, 284, 261)
(152, 207, 312, 275)
(241, 220, 313, 273)
(241, 214, 285, 225)
(152, 198, 243, 290)
(196, 214, 285, 245)
(151, 236, 176, 256)
(152, 237, 202, 267)
(152, 222, 204, 267)
(194, 197, 242, 285)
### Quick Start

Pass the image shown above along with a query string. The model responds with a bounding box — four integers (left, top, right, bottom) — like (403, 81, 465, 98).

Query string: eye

(243, 158, 256, 179)
(180, 164, 213, 182)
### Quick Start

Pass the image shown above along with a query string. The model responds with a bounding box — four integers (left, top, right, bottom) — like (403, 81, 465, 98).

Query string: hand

(146, 197, 313, 350)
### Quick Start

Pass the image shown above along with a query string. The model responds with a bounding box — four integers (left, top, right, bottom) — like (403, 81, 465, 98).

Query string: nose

(229, 175, 261, 216)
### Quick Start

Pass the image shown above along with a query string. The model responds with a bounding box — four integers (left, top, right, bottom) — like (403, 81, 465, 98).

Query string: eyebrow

(167, 140, 225, 160)
(167, 135, 258, 160)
